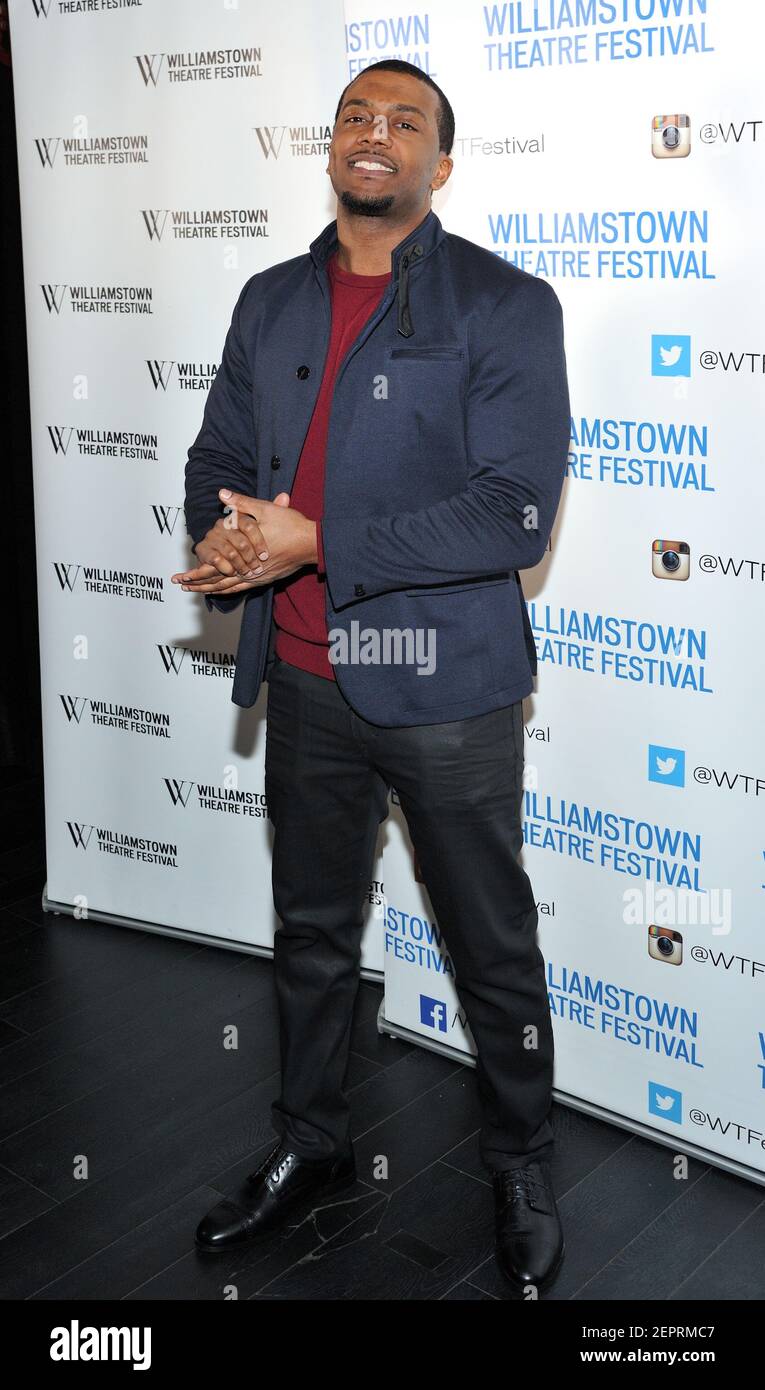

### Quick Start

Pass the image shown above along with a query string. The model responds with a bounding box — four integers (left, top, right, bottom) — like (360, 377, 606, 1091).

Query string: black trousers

(264, 654, 555, 1173)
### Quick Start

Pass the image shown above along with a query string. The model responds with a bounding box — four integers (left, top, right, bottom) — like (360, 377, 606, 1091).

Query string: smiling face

(328, 69, 452, 221)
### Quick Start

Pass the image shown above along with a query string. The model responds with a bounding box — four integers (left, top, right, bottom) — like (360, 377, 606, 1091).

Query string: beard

(339, 188, 396, 217)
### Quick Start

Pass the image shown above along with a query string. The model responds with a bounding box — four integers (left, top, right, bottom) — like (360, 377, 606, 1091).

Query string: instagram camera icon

(652, 539, 690, 580)
(652, 114, 691, 158)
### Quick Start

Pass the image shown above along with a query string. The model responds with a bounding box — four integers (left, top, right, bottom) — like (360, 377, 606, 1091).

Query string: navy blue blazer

(183, 208, 570, 726)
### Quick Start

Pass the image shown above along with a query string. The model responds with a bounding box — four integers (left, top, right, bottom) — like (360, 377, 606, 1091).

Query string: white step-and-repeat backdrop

(8, 0, 387, 961)
(10, 0, 765, 1180)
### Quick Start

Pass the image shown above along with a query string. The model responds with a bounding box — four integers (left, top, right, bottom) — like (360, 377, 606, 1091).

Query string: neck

(333, 203, 430, 275)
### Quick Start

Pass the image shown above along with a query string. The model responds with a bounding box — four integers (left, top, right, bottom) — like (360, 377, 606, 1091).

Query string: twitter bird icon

(648, 744, 686, 787)
(660, 345, 682, 366)
(648, 1081, 683, 1124)
(652, 334, 691, 376)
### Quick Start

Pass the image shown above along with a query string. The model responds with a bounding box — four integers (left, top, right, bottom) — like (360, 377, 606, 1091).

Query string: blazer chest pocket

(386, 346, 466, 432)
(388, 346, 463, 361)
(405, 574, 510, 598)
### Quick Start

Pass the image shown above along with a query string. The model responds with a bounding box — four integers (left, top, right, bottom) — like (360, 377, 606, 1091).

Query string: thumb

(273, 492, 291, 507)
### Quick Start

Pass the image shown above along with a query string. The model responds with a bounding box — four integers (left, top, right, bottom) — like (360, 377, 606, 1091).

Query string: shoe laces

(495, 1164, 546, 1207)
(249, 1142, 295, 1185)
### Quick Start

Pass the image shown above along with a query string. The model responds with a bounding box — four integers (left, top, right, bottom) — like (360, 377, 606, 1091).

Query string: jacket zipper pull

(396, 243, 423, 338)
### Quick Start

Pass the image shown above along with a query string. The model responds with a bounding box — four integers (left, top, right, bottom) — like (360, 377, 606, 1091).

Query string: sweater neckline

(328, 249, 392, 287)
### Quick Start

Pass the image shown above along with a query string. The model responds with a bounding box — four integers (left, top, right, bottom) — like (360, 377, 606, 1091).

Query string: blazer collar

(310, 208, 445, 337)
(309, 207, 444, 274)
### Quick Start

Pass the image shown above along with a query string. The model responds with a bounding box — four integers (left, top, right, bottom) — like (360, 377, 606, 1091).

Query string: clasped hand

(171, 489, 318, 596)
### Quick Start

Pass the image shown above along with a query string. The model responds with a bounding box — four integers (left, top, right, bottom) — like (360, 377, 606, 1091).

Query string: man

(172, 59, 570, 1296)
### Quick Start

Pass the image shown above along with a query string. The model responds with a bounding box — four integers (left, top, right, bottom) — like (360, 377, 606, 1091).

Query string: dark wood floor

(0, 766, 763, 1302)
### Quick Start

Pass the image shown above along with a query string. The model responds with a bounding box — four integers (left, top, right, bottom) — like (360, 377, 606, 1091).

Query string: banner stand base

(376, 998, 765, 1190)
(39, 885, 384, 984)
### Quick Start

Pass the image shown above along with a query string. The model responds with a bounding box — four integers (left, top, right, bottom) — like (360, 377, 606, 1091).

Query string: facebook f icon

(420, 994, 447, 1032)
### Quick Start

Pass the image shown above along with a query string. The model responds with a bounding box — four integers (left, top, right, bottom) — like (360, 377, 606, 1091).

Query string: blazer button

(296, 365, 310, 379)
(270, 455, 281, 470)
(354, 583, 366, 597)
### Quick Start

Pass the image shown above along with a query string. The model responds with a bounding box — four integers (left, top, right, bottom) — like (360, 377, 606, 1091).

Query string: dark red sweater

(272, 249, 391, 679)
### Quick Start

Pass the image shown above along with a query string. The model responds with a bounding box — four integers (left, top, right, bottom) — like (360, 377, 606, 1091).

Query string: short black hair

(333, 59, 455, 157)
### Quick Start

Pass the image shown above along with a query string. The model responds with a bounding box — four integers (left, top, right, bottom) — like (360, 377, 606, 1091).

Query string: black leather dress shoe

(195, 1140, 357, 1252)
(491, 1158, 565, 1295)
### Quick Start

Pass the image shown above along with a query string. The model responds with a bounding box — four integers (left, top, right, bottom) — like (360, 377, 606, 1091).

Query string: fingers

(180, 541, 256, 581)
(220, 489, 291, 560)
(171, 561, 219, 584)
(173, 494, 272, 591)
(226, 515, 270, 563)
(172, 537, 260, 586)
(179, 572, 261, 594)
(220, 488, 259, 514)
(207, 515, 270, 575)
(213, 531, 263, 576)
